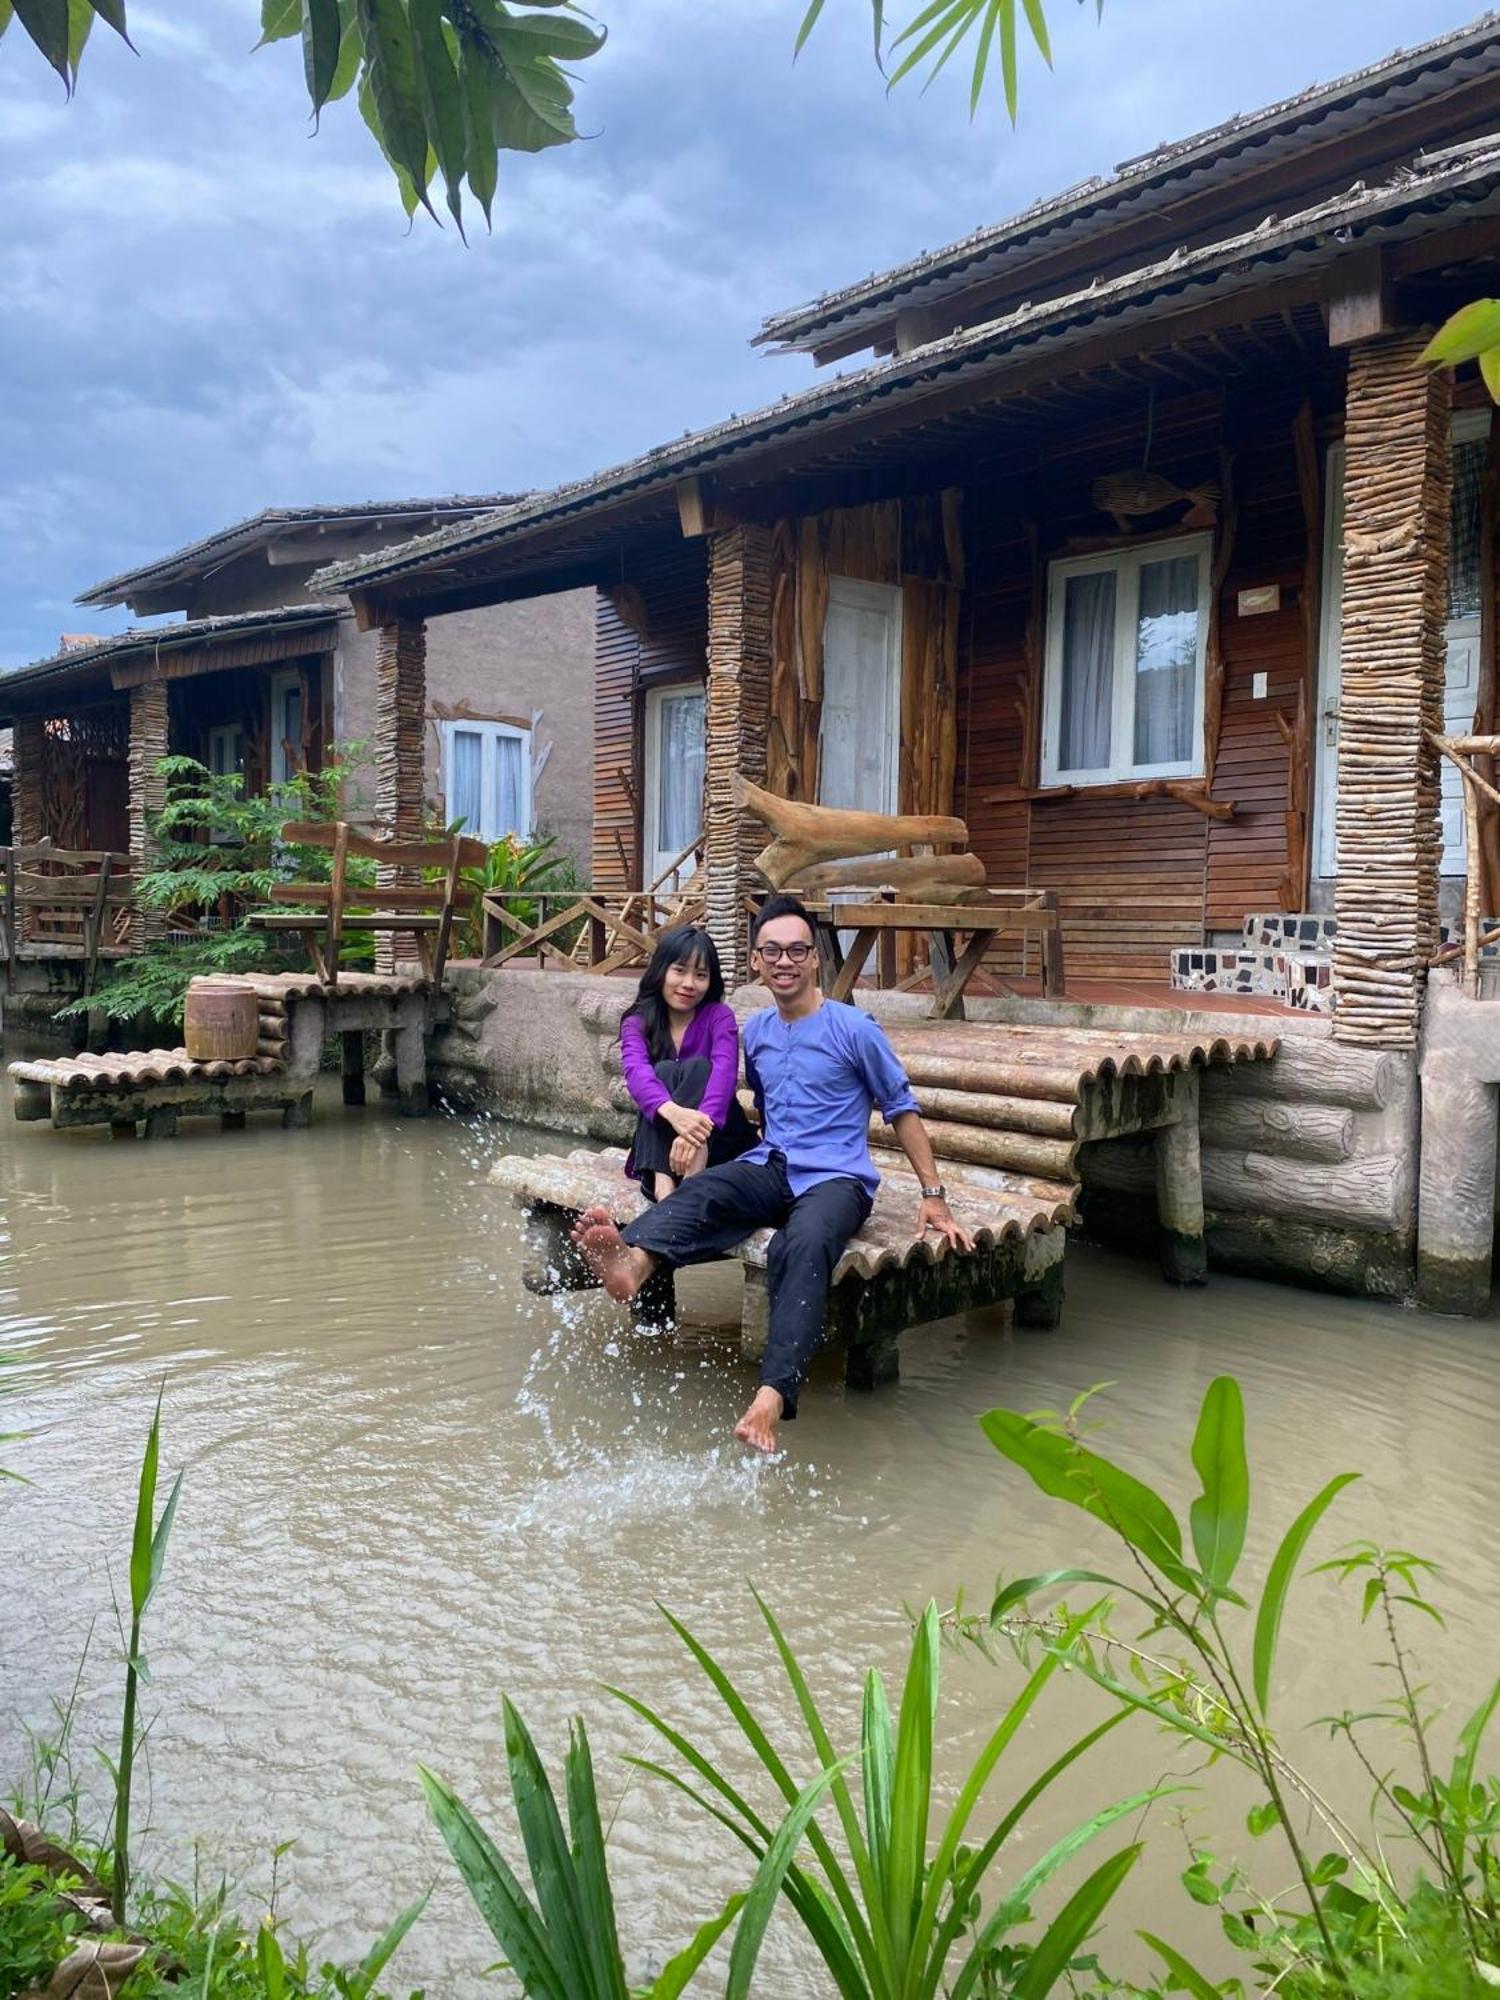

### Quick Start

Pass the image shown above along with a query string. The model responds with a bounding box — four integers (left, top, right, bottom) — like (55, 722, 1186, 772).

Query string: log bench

(490, 1145, 1075, 1392)
(7, 972, 439, 1136)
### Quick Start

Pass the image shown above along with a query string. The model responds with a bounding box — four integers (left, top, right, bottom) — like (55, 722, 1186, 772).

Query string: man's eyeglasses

(755, 940, 813, 964)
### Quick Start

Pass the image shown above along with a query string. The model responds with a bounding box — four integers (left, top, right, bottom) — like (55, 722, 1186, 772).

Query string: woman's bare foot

(573, 1217, 654, 1302)
(734, 1386, 785, 1454)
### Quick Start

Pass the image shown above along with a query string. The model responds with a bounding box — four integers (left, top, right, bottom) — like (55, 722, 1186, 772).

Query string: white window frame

(1040, 532, 1212, 788)
(440, 718, 533, 843)
(205, 723, 244, 846)
(269, 670, 305, 790)
(643, 681, 705, 888)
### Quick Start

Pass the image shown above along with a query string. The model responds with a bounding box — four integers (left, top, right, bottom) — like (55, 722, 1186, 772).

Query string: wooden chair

(2, 843, 134, 996)
(246, 821, 488, 987)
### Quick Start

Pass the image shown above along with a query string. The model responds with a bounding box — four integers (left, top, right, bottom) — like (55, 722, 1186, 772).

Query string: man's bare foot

(573, 1218, 654, 1303)
(734, 1386, 785, 1454)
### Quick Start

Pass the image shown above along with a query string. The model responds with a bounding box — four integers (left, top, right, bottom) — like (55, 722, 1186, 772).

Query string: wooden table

(804, 893, 1064, 1019)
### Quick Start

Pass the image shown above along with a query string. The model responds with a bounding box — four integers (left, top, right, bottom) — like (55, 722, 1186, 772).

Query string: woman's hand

(669, 1135, 708, 1179)
(662, 1103, 714, 1149)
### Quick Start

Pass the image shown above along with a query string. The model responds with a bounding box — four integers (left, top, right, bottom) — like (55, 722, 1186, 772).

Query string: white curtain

(450, 728, 483, 835)
(1057, 570, 1115, 772)
(658, 692, 704, 856)
(494, 732, 526, 836)
(1133, 555, 1198, 765)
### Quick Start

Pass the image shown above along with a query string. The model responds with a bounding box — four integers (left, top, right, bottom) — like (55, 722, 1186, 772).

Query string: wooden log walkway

(8, 971, 440, 1136)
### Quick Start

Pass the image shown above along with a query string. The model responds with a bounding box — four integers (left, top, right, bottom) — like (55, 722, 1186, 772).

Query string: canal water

(3, 1062, 1498, 1994)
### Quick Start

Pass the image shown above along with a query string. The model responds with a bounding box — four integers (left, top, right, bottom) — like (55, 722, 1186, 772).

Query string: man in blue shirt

(573, 893, 973, 1452)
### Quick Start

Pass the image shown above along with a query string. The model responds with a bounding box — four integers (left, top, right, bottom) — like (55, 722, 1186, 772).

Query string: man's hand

(669, 1135, 708, 1178)
(662, 1103, 714, 1148)
(917, 1195, 974, 1252)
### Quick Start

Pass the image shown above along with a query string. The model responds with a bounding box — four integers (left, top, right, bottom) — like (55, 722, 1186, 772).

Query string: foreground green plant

(952, 1376, 1500, 1997)
(446, 829, 582, 958)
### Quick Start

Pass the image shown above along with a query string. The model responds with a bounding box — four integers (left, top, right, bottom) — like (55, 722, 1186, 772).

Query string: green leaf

(968, 0, 998, 115)
(12, 0, 70, 83)
(1246, 1800, 1280, 1838)
(1189, 1377, 1249, 1598)
(860, 1668, 893, 1884)
(496, 9, 605, 60)
(355, 1889, 429, 1993)
(418, 1763, 568, 1999)
(301, 0, 343, 112)
(66, 0, 90, 75)
(459, 40, 499, 225)
(981, 1406, 1197, 1594)
(259, 0, 302, 44)
(886, 1604, 939, 1968)
(1421, 300, 1500, 367)
(991, 1567, 1166, 1622)
(1010, 1844, 1141, 1999)
(998, 0, 1017, 122)
(1138, 1931, 1226, 1999)
(0, 3, 14, 37)
(561, 1718, 629, 1999)
(411, 0, 468, 230)
(502, 1699, 596, 1998)
(85, 0, 130, 39)
(649, 1896, 746, 2000)
(1251, 1472, 1359, 1715)
(1020, 0, 1051, 63)
(1479, 345, 1500, 405)
(145, 1468, 183, 1613)
(356, 0, 434, 213)
(793, 0, 827, 57)
(129, 1388, 163, 1620)
(256, 1922, 288, 2000)
(725, 1761, 849, 2000)
(326, 0, 361, 100)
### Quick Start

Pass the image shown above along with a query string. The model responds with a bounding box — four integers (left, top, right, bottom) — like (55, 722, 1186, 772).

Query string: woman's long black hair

(620, 926, 725, 1064)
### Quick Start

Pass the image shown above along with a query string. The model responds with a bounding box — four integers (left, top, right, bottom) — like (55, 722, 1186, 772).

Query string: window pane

(658, 692, 704, 856)
(1133, 555, 1199, 766)
(1057, 570, 1116, 772)
(449, 728, 483, 837)
(1450, 437, 1486, 622)
(493, 733, 526, 837)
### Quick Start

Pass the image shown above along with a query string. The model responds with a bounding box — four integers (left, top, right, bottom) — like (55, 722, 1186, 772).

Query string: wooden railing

(1, 843, 134, 994)
(1427, 731, 1500, 995)
(481, 837, 705, 975)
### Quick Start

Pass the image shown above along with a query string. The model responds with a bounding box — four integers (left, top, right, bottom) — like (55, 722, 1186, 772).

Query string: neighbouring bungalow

(314, 16, 1500, 1314)
(0, 497, 596, 982)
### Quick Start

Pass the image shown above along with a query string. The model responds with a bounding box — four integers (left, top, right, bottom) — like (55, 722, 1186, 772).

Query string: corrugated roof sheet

(76, 494, 527, 607)
(754, 12, 1500, 355)
(318, 138, 1500, 601)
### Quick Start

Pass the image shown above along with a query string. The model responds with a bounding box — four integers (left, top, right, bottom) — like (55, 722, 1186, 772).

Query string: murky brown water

(3, 1050, 1498, 1995)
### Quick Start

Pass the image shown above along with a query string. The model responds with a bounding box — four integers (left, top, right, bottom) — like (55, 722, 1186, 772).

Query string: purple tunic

(619, 1000, 741, 1128)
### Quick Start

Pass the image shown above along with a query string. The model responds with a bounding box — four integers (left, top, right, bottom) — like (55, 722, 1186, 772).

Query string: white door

(818, 576, 902, 816)
(1313, 414, 1490, 881)
(643, 684, 705, 888)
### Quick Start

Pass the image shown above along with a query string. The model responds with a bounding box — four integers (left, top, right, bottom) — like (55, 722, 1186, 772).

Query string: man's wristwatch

(920, 1183, 947, 1202)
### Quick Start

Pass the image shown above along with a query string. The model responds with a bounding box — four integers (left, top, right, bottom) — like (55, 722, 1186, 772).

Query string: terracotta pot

(184, 981, 259, 1063)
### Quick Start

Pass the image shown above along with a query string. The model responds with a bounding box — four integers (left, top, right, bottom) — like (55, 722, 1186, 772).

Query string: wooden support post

(221, 1110, 247, 1131)
(704, 524, 774, 984)
(1015, 1260, 1064, 1330)
(521, 1206, 604, 1295)
(844, 1336, 900, 1391)
(374, 615, 427, 974)
(630, 1263, 677, 1334)
(127, 682, 169, 952)
(282, 1093, 313, 1130)
(341, 1030, 367, 1106)
(1332, 334, 1451, 1045)
(143, 1106, 178, 1141)
(12, 1078, 50, 1121)
(374, 1031, 400, 1097)
(393, 995, 428, 1116)
(740, 1265, 770, 1361)
(1154, 1074, 1208, 1286)
(110, 1118, 137, 1140)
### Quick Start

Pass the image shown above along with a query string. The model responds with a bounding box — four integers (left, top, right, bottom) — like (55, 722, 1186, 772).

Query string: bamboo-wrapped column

(127, 682, 169, 951)
(374, 615, 427, 973)
(10, 718, 44, 849)
(1332, 334, 1451, 1046)
(704, 524, 773, 983)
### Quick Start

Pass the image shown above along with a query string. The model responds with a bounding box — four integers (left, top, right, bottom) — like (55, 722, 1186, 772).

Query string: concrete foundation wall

(433, 969, 1425, 1300)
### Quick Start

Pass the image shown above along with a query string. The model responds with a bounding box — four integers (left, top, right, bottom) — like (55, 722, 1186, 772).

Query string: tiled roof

(0, 607, 339, 708)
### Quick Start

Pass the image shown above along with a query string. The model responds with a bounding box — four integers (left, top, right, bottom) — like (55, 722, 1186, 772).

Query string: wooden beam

(676, 475, 713, 538)
(1326, 247, 1395, 349)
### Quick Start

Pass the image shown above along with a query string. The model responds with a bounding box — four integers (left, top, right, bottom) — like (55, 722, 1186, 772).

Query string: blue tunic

(741, 1000, 919, 1197)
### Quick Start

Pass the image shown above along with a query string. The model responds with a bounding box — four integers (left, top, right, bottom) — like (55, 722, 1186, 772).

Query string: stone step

(1243, 912, 1337, 950)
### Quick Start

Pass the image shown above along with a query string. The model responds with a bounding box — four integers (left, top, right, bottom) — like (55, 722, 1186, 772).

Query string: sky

(0, 0, 1486, 664)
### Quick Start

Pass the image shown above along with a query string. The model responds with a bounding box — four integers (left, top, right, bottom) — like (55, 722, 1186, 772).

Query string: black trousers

(629, 1057, 757, 1192)
(621, 1152, 871, 1418)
